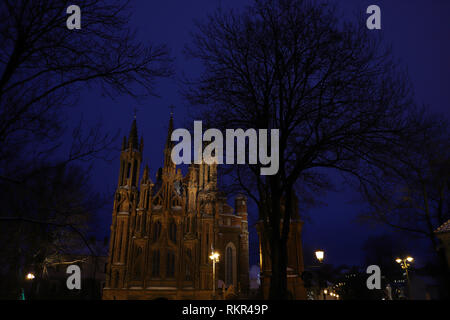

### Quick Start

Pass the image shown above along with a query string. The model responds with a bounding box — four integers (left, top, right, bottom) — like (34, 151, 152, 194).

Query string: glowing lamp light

(209, 252, 220, 262)
(315, 250, 324, 263)
(26, 273, 35, 280)
(395, 258, 402, 264)
(323, 289, 328, 294)
(406, 257, 414, 262)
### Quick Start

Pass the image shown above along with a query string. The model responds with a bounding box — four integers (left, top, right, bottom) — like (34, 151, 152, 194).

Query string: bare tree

(358, 112, 450, 295)
(0, 1, 172, 298)
(0, 0, 173, 234)
(0, 164, 106, 299)
(185, 0, 416, 298)
(0, 0, 172, 166)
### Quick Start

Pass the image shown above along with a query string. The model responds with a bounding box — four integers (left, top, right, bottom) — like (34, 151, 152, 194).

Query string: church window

(133, 247, 143, 278)
(169, 221, 177, 242)
(114, 271, 119, 287)
(153, 221, 161, 241)
(166, 251, 175, 277)
(186, 217, 190, 233)
(116, 221, 124, 262)
(152, 250, 160, 277)
(136, 215, 141, 232)
(132, 160, 137, 185)
(205, 230, 210, 264)
(225, 243, 236, 287)
(120, 161, 125, 185)
(185, 249, 192, 280)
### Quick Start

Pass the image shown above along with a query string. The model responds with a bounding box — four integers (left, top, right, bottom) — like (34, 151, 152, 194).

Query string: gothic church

(103, 115, 250, 300)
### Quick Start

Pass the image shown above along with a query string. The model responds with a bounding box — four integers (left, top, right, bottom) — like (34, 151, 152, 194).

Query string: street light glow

(209, 250, 220, 300)
(315, 250, 324, 262)
(406, 256, 414, 262)
(395, 258, 402, 264)
(209, 252, 220, 261)
(26, 273, 35, 280)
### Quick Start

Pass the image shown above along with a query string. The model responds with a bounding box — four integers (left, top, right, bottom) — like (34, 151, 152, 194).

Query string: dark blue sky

(75, 0, 450, 268)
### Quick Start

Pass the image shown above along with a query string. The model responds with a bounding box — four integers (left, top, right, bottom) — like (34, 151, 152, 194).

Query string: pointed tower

(156, 113, 180, 210)
(105, 117, 142, 292)
(163, 113, 175, 175)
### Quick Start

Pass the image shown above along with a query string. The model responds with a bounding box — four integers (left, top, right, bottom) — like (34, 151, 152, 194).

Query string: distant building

(435, 219, 450, 270)
(102, 115, 250, 300)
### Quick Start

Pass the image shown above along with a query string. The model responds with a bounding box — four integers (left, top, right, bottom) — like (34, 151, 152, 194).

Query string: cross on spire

(169, 105, 175, 116)
(133, 107, 138, 120)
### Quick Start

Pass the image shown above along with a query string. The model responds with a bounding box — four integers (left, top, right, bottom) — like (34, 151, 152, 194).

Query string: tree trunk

(268, 176, 289, 299)
(427, 233, 450, 298)
(269, 236, 288, 299)
(436, 242, 450, 298)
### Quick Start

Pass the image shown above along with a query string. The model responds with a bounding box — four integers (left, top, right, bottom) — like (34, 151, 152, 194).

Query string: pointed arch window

(185, 249, 192, 280)
(120, 161, 126, 185)
(186, 217, 190, 233)
(153, 221, 161, 241)
(133, 247, 143, 279)
(131, 160, 138, 185)
(114, 271, 120, 288)
(169, 221, 177, 242)
(205, 230, 210, 263)
(166, 251, 175, 277)
(152, 250, 160, 277)
(225, 243, 237, 287)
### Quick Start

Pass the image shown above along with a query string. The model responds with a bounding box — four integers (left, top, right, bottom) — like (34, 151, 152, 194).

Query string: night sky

(73, 1, 450, 268)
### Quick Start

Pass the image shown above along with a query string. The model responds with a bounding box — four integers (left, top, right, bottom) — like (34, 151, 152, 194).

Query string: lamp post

(23, 272, 35, 300)
(209, 251, 220, 299)
(395, 256, 414, 299)
(314, 250, 325, 299)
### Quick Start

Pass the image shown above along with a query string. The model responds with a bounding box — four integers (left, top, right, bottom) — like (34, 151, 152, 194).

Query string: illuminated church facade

(102, 115, 250, 300)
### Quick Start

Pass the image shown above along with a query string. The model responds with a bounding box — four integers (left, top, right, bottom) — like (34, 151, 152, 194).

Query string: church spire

(128, 118, 138, 150)
(163, 111, 175, 171)
(117, 115, 142, 187)
(165, 109, 174, 148)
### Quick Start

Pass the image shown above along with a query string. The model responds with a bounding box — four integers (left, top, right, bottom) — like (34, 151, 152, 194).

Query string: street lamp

(395, 256, 414, 298)
(23, 272, 35, 300)
(209, 251, 220, 299)
(25, 273, 35, 280)
(315, 250, 324, 263)
(313, 250, 325, 299)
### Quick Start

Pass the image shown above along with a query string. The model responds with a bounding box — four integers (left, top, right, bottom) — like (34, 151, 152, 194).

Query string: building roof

(435, 219, 450, 233)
